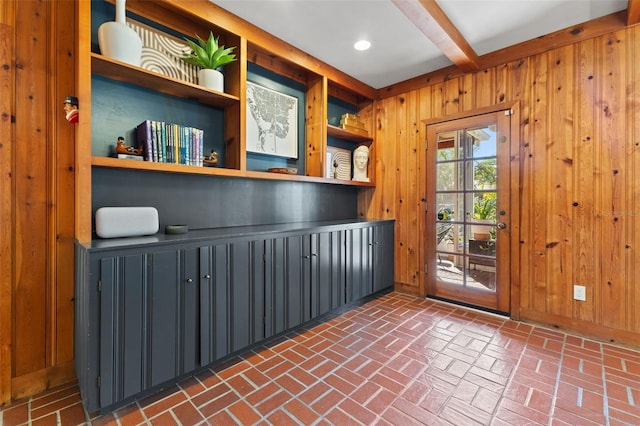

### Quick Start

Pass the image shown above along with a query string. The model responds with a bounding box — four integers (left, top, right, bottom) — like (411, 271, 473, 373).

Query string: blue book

(135, 120, 153, 162)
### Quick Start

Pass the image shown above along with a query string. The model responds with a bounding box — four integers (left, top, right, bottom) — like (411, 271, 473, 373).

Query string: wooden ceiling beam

(391, 0, 479, 73)
(378, 10, 627, 99)
(628, 0, 640, 26)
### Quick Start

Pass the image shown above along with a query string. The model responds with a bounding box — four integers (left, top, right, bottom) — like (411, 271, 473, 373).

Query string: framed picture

(246, 81, 298, 158)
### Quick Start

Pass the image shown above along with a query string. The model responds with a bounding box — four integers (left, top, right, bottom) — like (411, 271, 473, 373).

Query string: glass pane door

(427, 111, 510, 312)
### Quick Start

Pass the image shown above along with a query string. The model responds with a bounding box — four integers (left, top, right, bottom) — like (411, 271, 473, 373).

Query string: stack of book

(339, 113, 368, 136)
(136, 120, 204, 166)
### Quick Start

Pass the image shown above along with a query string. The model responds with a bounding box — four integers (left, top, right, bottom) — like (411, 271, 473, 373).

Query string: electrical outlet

(573, 285, 586, 301)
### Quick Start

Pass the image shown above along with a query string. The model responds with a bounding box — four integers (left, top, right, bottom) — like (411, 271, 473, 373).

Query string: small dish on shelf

(268, 167, 298, 175)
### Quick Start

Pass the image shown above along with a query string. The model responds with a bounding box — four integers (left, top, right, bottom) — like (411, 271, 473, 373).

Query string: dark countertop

(76, 218, 395, 252)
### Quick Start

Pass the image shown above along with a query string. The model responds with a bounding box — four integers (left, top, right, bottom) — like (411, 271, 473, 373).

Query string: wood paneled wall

(360, 25, 640, 347)
(0, 0, 77, 404)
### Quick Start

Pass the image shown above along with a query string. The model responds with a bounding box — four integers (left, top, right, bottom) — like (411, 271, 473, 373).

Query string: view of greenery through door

(435, 125, 498, 292)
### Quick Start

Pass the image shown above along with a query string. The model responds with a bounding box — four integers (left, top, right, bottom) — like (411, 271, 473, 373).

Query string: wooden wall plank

(395, 94, 409, 286)
(460, 73, 474, 112)
(52, 0, 76, 365)
(304, 75, 326, 177)
(14, 0, 50, 377)
(630, 25, 640, 332)
(0, 16, 15, 404)
(443, 78, 461, 116)
(529, 52, 549, 314)
(508, 58, 531, 319)
(404, 91, 420, 288)
(547, 45, 574, 318)
(495, 64, 509, 106)
(597, 31, 628, 330)
(431, 83, 445, 118)
(474, 68, 494, 108)
(418, 86, 432, 296)
(573, 38, 596, 323)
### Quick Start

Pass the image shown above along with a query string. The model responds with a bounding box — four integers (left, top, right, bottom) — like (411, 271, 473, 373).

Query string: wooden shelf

(92, 157, 375, 187)
(327, 124, 373, 144)
(91, 53, 239, 108)
(91, 156, 243, 177)
(245, 170, 375, 186)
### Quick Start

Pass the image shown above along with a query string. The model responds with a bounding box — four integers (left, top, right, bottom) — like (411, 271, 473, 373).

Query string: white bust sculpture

(352, 145, 370, 182)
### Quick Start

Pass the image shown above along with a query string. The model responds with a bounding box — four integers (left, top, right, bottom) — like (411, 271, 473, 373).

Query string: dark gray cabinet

(265, 230, 345, 338)
(91, 247, 212, 410)
(75, 220, 394, 413)
(373, 222, 395, 292)
(346, 222, 395, 302)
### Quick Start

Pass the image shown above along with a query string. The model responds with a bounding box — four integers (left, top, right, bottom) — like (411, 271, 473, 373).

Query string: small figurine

(115, 136, 143, 156)
(63, 95, 79, 124)
(203, 150, 218, 166)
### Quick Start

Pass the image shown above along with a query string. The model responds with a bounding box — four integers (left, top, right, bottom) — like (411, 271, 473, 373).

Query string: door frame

(420, 102, 521, 317)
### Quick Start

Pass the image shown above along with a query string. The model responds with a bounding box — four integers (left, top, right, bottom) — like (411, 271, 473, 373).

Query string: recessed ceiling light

(353, 40, 371, 51)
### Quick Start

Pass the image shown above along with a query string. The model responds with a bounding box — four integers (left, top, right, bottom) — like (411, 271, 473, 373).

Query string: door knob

(497, 222, 507, 229)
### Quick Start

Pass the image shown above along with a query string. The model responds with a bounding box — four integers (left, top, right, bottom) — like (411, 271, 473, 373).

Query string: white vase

(198, 69, 224, 92)
(98, 0, 142, 67)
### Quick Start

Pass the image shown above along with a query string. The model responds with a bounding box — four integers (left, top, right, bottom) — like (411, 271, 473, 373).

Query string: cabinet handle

(203, 274, 211, 279)
(302, 255, 310, 259)
(311, 253, 317, 257)
(185, 278, 193, 283)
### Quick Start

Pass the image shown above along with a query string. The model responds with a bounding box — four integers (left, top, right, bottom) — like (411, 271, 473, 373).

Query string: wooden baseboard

(11, 361, 76, 401)
(519, 307, 640, 349)
(394, 282, 423, 297)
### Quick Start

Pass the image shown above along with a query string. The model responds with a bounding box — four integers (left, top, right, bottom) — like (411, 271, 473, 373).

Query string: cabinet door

(373, 223, 395, 292)
(99, 254, 147, 409)
(182, 248, 201, 373)
(345, 227, 372, 302)
(148, 249, 181, 387)
(267, 235, 311, 336)
(312, 231, 345, 318)
(200, 243, 230, 363)
(229, 239, 266, 352)
(265, 237, 285, 337)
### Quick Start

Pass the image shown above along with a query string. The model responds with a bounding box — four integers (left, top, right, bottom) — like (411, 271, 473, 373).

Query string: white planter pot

(471, 219, 493, 241)
(198, 69, 224, 92)
(98, 0, 142, 66)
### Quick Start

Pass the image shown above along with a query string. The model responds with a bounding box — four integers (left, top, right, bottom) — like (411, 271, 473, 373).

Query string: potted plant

(471, 192, 496, 240)
(181, 32, 236, 92)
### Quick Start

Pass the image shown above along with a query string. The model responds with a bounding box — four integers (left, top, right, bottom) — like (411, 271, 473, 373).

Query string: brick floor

(2, 292, 640, 425)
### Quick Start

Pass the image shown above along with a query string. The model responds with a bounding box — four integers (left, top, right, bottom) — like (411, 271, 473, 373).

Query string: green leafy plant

(181, 32, 236, 70)
(473, 193, 496, 220)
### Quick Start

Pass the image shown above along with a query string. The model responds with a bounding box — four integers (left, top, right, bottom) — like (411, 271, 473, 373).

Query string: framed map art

(246, 81, 298, 159)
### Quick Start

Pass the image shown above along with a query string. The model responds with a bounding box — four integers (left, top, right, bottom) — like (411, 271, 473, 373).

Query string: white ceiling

(209, 0, 628, 89)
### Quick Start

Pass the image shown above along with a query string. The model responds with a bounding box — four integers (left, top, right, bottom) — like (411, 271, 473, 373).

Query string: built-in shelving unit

(76, 0, 377, 242)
